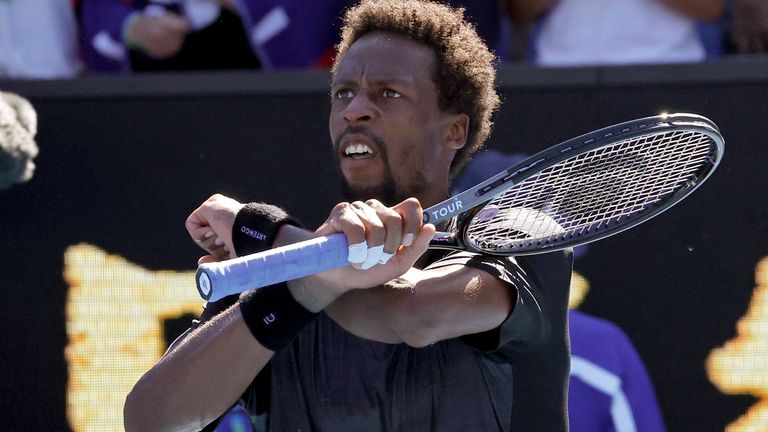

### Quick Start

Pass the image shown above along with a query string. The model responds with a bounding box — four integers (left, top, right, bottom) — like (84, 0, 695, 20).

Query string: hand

(215, 0, 237, 9)
(185, 194, 244, 264)
(125, 12, 191, 59)
(309, 198, 435, 292)
(733, 0, 768, 53)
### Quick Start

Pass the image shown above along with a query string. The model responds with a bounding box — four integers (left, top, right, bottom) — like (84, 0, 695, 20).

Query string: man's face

(330, 31, 458, 206)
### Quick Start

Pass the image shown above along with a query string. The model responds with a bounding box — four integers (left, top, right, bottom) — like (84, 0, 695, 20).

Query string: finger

(391, 197, 423, 247)
(197, 254, 219, 265)
(195, 231, 231, 258)
(349, 201, 386, 267)
(191, 229, 215, 250)
(329, 203, 368, 264)
(185, 209, 206, 236)
(197, 246, 230, 264)
(378, 251, 396, 265)
(209, 236, 231, 259)
(212, 247, 230, 260)
(360, 245, 385, 270)
(366, 199, 403, 264)
(347, 241, 368, 265)
(395, 223, 436, 265)
(207, 244, 229, 261)
(415, 223, 437, 250)
(350, 201, 386, 247)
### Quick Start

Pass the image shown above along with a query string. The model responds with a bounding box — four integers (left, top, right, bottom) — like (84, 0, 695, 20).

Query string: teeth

(345, 144, 373, 156)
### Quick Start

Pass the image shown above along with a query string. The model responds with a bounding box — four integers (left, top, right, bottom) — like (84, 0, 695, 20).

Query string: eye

(334, 89, 354, 100)
(383, 88, 401, 98)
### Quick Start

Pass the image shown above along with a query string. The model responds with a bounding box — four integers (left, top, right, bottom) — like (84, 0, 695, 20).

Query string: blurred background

(0, 0, 767, 431)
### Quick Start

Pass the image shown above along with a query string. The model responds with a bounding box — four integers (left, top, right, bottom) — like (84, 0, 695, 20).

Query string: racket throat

(428, 231, 464, 251)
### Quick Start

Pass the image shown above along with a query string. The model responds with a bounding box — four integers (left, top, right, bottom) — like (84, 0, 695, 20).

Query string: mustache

(333, 126, 387, 155)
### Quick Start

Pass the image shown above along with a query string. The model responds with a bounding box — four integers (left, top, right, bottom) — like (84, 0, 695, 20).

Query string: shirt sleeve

(78, 0, 138, 72)
(425, 250, 573, 362)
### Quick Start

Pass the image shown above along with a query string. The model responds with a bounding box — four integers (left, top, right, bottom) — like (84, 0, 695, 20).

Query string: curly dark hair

(333, 0, 501, 177)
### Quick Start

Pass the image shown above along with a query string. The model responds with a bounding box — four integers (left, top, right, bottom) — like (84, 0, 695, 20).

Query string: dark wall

(489, 67, 768, 431)
(1, 61, 766, 431)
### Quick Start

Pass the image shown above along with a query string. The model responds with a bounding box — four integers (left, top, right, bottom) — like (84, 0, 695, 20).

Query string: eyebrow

(331, 76, 415, 88)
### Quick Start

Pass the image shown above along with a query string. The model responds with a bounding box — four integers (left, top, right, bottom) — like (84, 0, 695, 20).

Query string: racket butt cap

(196, 267, 213, 301)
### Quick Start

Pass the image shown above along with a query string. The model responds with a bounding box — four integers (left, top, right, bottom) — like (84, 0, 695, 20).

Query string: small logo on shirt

(263, 313, 276, 325)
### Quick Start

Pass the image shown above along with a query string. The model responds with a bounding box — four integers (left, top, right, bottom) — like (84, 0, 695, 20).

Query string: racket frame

(424, 113, 724, 255)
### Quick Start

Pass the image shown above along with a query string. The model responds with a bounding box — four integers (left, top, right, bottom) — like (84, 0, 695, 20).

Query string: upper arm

(397, 263, 516, 347)
(327, 249, 573, 360)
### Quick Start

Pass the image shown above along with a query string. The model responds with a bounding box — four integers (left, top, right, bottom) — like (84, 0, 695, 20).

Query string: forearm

(126, 219, 348, 430)
(324, 275, 418, 345)
(124, 306, 272, 432)
(326, 266, 514, 347)
(659, 0, 723, 22)
(273, 224, 349, 311)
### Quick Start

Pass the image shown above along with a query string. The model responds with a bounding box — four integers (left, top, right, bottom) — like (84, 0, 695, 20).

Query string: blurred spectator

(77, 0, 356, 73)
(568, 310, 666, 432)
(697, 21, 726, 58)
(729, 0, 768, 53)
(0, 0, 82, 78)
(567, 270, 666, 432)
(77, 1, 514, 74)
(77, 0, 260, 72)
(505, 0, 724, 65)
(230, 0, 354, 69)
(456, 148, 667, 432)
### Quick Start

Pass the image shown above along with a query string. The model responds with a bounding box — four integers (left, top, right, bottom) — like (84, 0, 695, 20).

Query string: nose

(343, 93, 375, 124)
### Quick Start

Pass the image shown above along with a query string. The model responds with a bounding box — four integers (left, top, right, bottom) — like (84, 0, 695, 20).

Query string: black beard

(334, 125, 400, 206)
(340, 171, 402, 206)
(333, 125, 428, 206)
(339, 168, 430, 207)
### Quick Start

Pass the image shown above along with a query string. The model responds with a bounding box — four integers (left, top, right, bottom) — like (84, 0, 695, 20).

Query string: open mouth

(343, 143, 375, 159)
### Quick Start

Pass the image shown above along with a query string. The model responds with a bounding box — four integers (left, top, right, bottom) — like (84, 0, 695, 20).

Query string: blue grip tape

(197, 233, 349, 302)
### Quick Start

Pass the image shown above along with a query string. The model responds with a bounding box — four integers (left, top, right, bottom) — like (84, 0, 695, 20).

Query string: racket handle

(196, 233, 349, 302)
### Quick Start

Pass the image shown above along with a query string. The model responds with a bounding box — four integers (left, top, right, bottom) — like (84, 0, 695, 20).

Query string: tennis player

(124, 1, 573, 431)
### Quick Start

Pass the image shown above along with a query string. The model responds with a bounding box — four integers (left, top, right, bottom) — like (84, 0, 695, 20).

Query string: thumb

(197, 254, 219, 265)
(393, 223, 435, 266)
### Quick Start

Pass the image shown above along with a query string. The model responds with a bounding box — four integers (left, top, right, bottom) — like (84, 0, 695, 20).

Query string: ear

(444, 114, 469, 150)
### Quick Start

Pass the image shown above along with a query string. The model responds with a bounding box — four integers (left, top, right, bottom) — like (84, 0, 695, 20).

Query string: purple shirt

(569, 310, 667, 432)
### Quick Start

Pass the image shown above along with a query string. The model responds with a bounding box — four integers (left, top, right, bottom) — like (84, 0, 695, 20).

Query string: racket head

(457, 113, 724, 255)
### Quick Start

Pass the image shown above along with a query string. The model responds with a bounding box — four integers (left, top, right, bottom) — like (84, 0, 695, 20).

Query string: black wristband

(238, 284, 319, 351)
(232, 203, 300, 256)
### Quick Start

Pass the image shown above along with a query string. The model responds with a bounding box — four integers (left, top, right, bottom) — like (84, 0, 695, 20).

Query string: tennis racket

(196, 113, 724, 302)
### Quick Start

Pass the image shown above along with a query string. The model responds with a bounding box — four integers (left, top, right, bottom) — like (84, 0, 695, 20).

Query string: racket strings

(467, 130, 715, 253)
(573, 133, 710, 225)
(541, 131, 710, 232)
